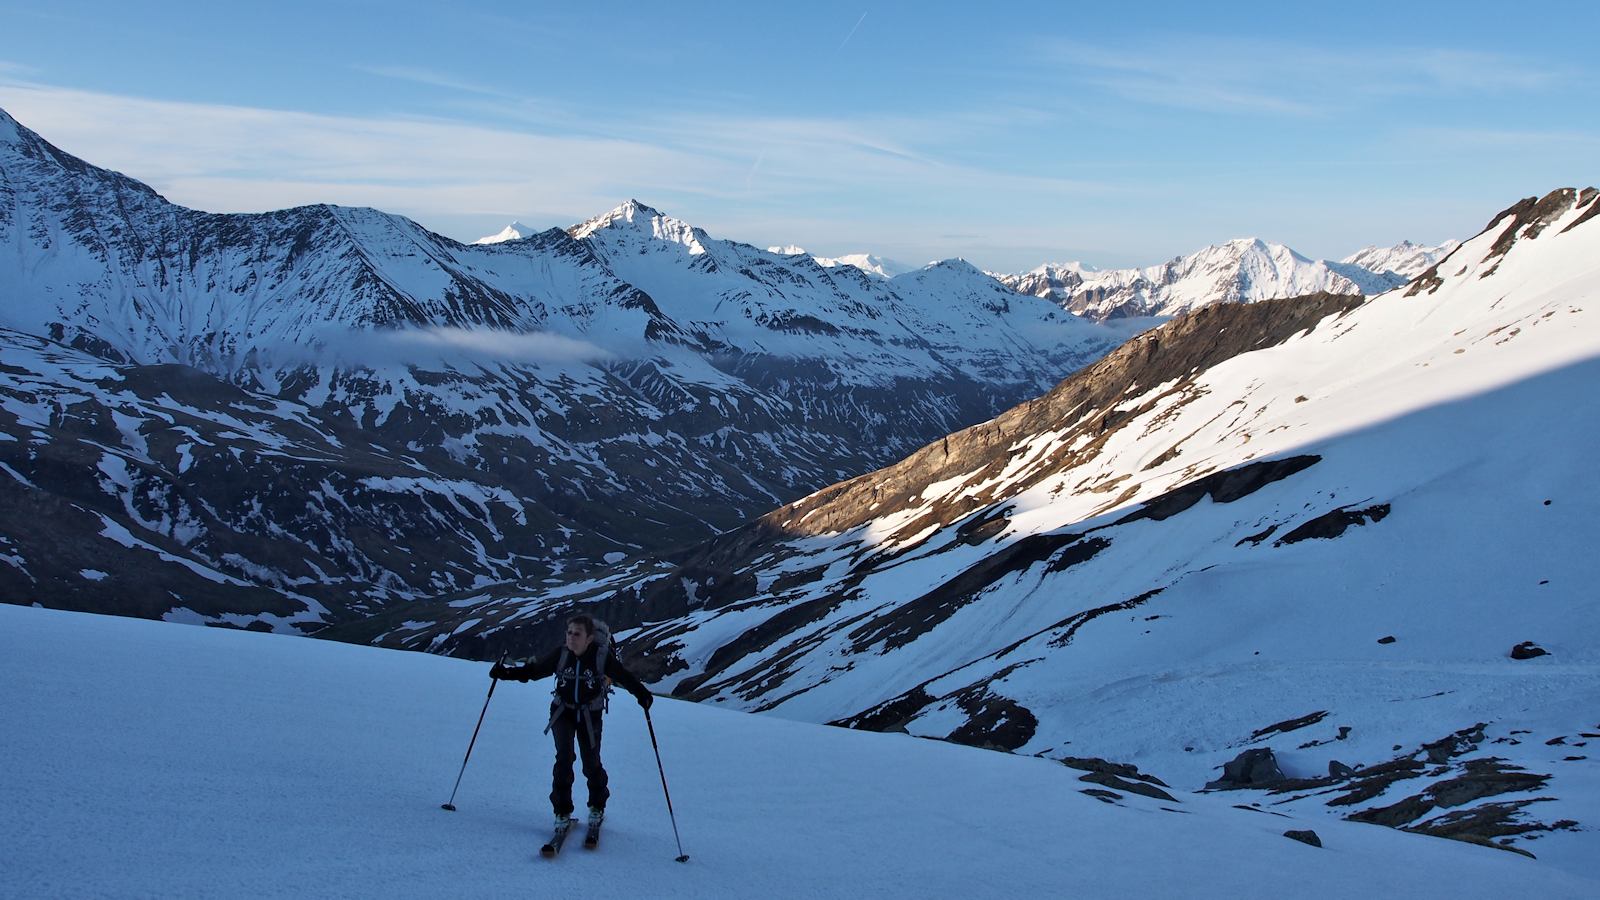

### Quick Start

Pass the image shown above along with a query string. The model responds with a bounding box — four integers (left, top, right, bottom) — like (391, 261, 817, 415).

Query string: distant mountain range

(508, 227, 1455, 321)
(0, 106, 1117, 630)
(1340, 239, 1462, 279)
(995, 237, 1455, 321)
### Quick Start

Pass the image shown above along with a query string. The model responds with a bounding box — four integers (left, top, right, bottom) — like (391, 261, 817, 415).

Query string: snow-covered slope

(392, 188, 1600, 866)
(1000, 238, 1406, 321)
(1342, 239, 1462, 279)
(0, 106, 1127, 631)
(6, 603, 1597, 897)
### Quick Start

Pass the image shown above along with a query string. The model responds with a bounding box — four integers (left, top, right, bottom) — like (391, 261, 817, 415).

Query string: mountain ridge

(0, 106, 1124, 631)
(996, 236, 1413, 321)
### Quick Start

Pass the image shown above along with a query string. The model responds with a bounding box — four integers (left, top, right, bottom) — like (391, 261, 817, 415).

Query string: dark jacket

(500, 642, 651, 711)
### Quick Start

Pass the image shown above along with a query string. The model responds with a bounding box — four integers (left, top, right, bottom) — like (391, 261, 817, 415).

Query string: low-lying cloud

(283, 326, 617, 372)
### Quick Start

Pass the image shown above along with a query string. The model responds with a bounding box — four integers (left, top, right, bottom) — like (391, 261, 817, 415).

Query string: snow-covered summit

(764, 247, 913, 280)
(472, 221, 539, 244)
(567, 199, 707, 251)
(1342, 239, 1462, 279)
(815, 253, 914, 280)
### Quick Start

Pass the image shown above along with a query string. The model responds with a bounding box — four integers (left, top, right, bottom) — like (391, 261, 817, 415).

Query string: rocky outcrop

(1283, 830, 1322, 848)
(1510, 641, 1549, 660)
(1207, 748, 1288, 790)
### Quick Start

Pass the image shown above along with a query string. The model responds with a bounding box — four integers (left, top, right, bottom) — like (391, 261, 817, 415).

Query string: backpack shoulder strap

(552, 646, 571, 692)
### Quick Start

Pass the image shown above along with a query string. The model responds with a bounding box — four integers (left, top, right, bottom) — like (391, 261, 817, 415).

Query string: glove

(490, 662, 511, 680)
(637, 691, 654, 711)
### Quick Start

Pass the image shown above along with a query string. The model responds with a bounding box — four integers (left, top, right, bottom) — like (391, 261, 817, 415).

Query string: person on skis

(490, 614, 654, 833)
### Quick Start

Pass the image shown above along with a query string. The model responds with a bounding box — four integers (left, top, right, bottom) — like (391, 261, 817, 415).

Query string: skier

(490, 614, 653, 849)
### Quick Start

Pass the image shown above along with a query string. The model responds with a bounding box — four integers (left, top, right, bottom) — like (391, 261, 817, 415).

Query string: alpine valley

(0, 105, 1421, 630)
(1, 106, 1126, 628)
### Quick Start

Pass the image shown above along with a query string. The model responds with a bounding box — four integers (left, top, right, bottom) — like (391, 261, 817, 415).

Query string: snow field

(3, 604, 1597, 898)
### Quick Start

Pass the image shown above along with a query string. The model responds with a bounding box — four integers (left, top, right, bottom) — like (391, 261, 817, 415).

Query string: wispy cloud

(0, 79, 1122, 247)
(352, 65, 525, 101)
(1398, 125, 1600, 148)
(1040, 37, 1568, 117)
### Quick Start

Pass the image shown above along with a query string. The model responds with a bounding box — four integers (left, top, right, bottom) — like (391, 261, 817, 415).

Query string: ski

(583, 818, 602, 849)
(539, 818, 577, 858)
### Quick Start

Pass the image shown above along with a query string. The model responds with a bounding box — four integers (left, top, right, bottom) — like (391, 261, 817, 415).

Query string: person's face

(566, 623, 592, 656)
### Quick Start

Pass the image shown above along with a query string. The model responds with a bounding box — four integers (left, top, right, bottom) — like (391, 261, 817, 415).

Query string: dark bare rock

(945, 683, 1040, 751)
(1275, 503, 1390, 545)
(1283, 829, 1322, 848)
(1060, 757, 1170, 787)
(1405, 797, 1574, 858)
(1423, 723, 1487, 763)
(1114, 455, 1321, 525)
(1510, 641, 1549, 660)
(1207, 748, 1287, 790)
(1250, 710, 1329, 741)
(1348, 756, 1553, 846)
(1078, 771, 1178, 802)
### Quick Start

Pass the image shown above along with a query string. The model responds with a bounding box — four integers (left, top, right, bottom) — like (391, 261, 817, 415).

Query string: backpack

(545, 620, 617, 732)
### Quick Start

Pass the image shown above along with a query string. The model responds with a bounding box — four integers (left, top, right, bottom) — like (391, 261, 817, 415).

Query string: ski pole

(441, 655, 505, 812)
(644, 707, 691, 862)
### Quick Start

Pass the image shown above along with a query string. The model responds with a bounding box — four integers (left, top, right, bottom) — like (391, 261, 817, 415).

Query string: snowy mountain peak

(921, 257, 983, 276)
(569, 199, 666, 238)
(0, 105, 21, 142)
(566, 199, 712, 257)
(1026, 260, 1095, 276)
(1193, 236, 1310, 266)
(816, 252, 913, 279)
(471, 221, 538, 244)
(1342, 239, 1462, 279)
(1000, 235, 1404, 321)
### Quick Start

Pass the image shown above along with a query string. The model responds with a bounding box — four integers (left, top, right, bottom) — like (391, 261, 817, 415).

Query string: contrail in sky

(837, 12, 868, 52)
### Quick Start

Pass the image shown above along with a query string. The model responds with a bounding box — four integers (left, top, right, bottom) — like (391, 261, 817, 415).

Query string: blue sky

(1, 1, 1595, 271)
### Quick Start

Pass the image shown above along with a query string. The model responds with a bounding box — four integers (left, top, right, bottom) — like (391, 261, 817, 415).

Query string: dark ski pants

(550, 709, 608, 816)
